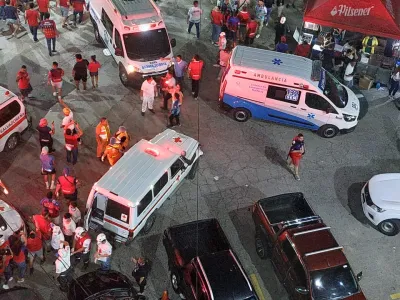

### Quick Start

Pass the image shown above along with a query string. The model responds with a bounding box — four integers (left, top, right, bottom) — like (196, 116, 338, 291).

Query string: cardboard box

(358, 76, 374, 90)
(369, 54, 383, 67)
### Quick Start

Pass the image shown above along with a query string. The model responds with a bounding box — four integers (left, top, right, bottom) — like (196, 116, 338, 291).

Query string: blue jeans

(0, 6, 5, 20)
(99, 257, 111, 271)
(16, 261, 26, 279)
(264, 7, 272, 24)
(188, 22, 200, 38)
(211, 23, 221, 43)
(66, 148, 78, 164)
(389, 79, 399, 96)
(46, 37, 56, 54)
(29, 26, 38, 41)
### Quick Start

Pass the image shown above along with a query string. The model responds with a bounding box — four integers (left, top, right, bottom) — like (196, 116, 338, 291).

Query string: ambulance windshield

(123, 28, 171, 61)
(323, 71, 348, 108)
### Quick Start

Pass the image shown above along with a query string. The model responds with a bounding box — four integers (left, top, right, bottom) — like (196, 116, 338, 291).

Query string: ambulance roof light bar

(145, 148, 159, 157)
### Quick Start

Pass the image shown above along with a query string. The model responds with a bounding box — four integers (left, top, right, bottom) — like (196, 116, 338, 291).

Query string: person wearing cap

(26, 230, 45, 275)
(114, 126, 130, 150)
(64, 121, 83, 165)
(37, 118, 55, 152)
(101, 137, 123, 166)
(55, 240, 72, 290)
(40, 146, 56, 190)
(210, 6, 223, 46)
(254, 0, 268, 38)
(245, 15, 258, 45)
(213, 31, 227, 67)
(62, 213, 76, 247)
(94, 233, 112, 271)
(51, 225, 65, 252)
(68, 200, 81, 225)
(274, 16, 289, 45)
(276, 36, 289, 53)
(40, 191, 61, 225)
(71, 227, 91, 270)
(47, 61, 64, 99)
(60, 106, 75, 131)
(131, 257, 150, 294)
(96, 117, 111, 159)
(55, 167, 79, 200)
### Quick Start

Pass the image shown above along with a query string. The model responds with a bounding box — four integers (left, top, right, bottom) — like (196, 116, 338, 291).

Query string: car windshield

(310, 264, 359, 300)
(123, 28, 171, 61)
(322, 71, 348, 108)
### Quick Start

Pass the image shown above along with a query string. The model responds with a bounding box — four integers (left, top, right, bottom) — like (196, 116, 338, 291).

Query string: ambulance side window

(114, 28, 123, 50)
(101, 9, 113, 36)
(267, 86, 301, 105)
(154, 172, 168, 197)
(0, 101, 21, 128)
(106, 199, 130, 224)
(305, 93, 336, 113)
(137, 190, 153, 216)
(171, 159, 184, 178)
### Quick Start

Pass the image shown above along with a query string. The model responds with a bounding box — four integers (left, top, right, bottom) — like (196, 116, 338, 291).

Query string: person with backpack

(55, 167, 79, 201)
(47, 61, 64, 100)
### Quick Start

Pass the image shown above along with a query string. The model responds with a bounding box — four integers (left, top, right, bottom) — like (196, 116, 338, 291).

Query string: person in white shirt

(51, 225, 65, 252)
(94, 233, 112, 271)
(61, 107, 75, 131)
(55, 241, 72, 291)
(68, 201, 81, 225)
(140, 76, 157, 116)
(72, 227, 91, 270)
(343, 61, 356, 88)
(187, 0, 202, 39)
(62, 213, 76, 247)
(389, 66, 400, 100)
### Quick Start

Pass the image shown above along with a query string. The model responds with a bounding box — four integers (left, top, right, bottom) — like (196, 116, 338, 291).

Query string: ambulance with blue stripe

(219, 46, 360, 138)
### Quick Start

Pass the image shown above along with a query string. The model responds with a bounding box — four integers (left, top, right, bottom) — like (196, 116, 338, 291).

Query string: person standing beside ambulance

(140, 76, 157, 116)
(71, 227, 91, 270)
(187, 1, 202, 39)
(95, 117, 111, 159)
(94, 233, 112, 272)
(188, 54, 204, 100)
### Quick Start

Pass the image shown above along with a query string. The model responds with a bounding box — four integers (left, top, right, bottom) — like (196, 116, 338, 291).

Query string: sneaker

(256, 34, 260, 39)
(141, 112, 145, 116)
(52, 92, 57, 96)
(8, 277, 13, 282)
(17, 278, 24, 283)
(294, 174, 300, 181)
(50, 182, 56, 190)
(2, 284, 9, 290)
(34, 39, 39, 42)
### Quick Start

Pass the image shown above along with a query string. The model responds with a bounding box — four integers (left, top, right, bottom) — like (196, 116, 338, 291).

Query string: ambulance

(219, 46, 360, 138)
(86, 0, 176, 86)
(84, 129, 203, 245)
(0, 87, 30, 152)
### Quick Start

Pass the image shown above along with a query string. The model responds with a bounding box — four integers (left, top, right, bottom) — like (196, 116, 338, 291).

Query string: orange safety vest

(104, 144, 122, 166)
(76, 234, 91, 252)
(58, 175, 77, 195)
(96, 123, 110, 141)
(115, 131, 130, 149)
(188, 60, 204, 80)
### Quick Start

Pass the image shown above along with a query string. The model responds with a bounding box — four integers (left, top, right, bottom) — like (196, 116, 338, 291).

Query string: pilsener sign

(331, 5, 374, 17)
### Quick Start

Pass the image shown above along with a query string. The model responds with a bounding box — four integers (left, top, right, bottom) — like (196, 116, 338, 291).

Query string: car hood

(341, 86, 360, 117)
(369, 173, 400, 210)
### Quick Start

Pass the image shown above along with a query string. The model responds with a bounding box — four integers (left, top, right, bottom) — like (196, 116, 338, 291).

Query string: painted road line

(250, 273, 266, 300)
(391, 293, 400, 299)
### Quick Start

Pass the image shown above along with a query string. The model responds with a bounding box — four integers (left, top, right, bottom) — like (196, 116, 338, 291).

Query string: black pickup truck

(163, 218, 258, 300)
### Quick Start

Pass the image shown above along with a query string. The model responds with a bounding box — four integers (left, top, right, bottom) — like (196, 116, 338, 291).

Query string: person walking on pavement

(40, 12, 59, 57)
(16, 65, 32, 101)
(187, 0, 202, 39)
(26, 230, 45, 275)
(25, 3, 39, 42)
(88, 55, 101, 88)
(64, 122, 83, 165)
(32, 209, 52, 250)
(37, 0, 49, 20)
(56, 0, 70, 28)
(72, 54, 89, 90)
(188, 54, 204, 100)
(48, 61, 64, 100)
(40, 146, 56, 190)
(94, 233, 112, 272)
(210, 6, 223, 46)
(389, 66, 400, 100)
(168, 93, 181, 128)
(71, 227, 90, 270)
(68, 201, 81, 225)
(55, 167, 79, 201)
(96, 117, 111, 159)
(140, 76, 157, 116)
(40, 191, 61, 225)
(287, 133, 305, 181)
(131, 257, 150, 294)
(101, 137, 123, 166)
(71, 0, 85, 26)
(276, 0, 285, 18)
(51, 225, 64, 252)
(254, 0, 267, 39)
(4, 0, 20, 37)
(62, 213, 76, 246)
(237, 6, 250, 43)
(217, 43, 232, 80)
(37, 118, 55, 152)
(114, 126, 130, 150)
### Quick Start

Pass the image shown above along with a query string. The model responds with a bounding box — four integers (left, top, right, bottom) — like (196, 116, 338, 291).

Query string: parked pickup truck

(252, 192, 366, 300)
(163, 218, 258, 300)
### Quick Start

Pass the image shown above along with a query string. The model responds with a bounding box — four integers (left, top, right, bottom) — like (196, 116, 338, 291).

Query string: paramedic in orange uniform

(95, 117, 110, 159)
(114, 126, 130, 150)
(101, 137, 123, 166)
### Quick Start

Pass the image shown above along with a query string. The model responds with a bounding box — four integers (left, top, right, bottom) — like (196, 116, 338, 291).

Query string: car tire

(141, 214, 156, 235)
(170, 270, 181, 293)
(233, 108, 250, 122)
(255, 233, 269, 259)
(119, 66, 130, 87)
(5, 133, 19, 151)
(187, 159, 199, 180)
(317, 124, 339, 138)
(378, 219, 400, 236)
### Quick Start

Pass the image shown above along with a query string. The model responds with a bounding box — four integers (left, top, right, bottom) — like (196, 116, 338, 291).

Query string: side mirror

(295, 287, 309, 295)
(115, 48, 123, 57)
(356, 271, 363, 281)
(170, 38, 176, 48)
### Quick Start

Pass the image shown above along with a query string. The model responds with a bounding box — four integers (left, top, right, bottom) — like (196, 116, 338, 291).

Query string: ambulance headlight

(139, 24, 150, 31)
(127, 65, 136, 74)
(343, 114, 357, 122)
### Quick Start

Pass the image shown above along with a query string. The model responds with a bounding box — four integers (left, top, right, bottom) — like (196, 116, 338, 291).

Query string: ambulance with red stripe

(0, 87, 30, 152)
(84, 129, 203, 245)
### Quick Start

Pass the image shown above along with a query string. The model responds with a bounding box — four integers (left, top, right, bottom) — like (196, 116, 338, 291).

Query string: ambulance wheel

(318, 124, 339, 138)
(142, 214, 156, 235)
(5, 133, 19, 151)
(119, 66, 129, 87)
(233, 108, 250, 122)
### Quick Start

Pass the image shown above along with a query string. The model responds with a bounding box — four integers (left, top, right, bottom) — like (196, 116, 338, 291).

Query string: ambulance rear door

(87, 191, 107, 231)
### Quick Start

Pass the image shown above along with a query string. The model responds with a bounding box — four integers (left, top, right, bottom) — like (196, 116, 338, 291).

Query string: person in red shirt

(57, 0, 70, 28)
(188, 54, 204, 100)
(39, 12, 59, 57)
(88, 55, 101, 88)
(55, 167, 79, 200)
(245, 15, 258, 45)
(16, 65, 31, 101)
(26, 231, 45, 275)
(71, 0, 85, 26)
(33, 209, 52, 243)
(210, 6, 223, 46)
(25, 3, 39, 42)
(294, 40, 311, 58)
(37, 0, 49, 20)
(47, 61, 64, 99)
(64, 123, 83, 164)
(237, 6, 250, 43)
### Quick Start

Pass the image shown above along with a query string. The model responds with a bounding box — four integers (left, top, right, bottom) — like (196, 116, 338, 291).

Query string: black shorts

(41, 168, 56, 175)
(74, 74, 87, 82)
(20, 88, 30, 97)
(90, 72, 98, 77)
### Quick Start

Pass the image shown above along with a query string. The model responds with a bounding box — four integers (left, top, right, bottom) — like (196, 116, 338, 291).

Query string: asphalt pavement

(0, 0, 400, 299)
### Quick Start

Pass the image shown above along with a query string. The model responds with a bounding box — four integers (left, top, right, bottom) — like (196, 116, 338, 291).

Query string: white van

(0, 87, 30, 152)
(86, 0, 176, 86)
(219, 46, 360, 138)
(84, 129, 203, 244)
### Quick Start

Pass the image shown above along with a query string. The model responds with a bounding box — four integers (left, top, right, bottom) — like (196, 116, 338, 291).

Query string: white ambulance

(0, 87, 30, 152)
(84, 129, 203, 245)
(86, 0, 176, 86)
(219, 46, 360, 138)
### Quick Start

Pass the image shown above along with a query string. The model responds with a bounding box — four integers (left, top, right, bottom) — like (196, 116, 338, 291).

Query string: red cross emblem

(0, 207, 4, 212)
(173, 137, 182, 143)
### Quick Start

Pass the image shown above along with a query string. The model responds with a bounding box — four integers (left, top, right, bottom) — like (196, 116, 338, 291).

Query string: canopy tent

(303, 0, 400, 39)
